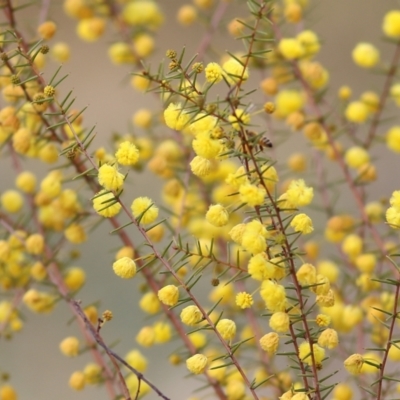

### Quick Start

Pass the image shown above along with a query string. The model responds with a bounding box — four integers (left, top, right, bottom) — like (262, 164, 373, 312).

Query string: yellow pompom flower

(25, 233, 45, 255)
(108, 42, 136, 65)
(275, 90, 305, 118)
(98, 164, 124, 191)
(15, 171, 37, 194)
(317, 328, 339, 349)
(139, 292, 160, 314)
(131, 196, 158, 224)
(228, 108, 251, 130)
(299, 341, 325, 366)
(190, 156, 213, 177)
(278, 38, 304, 60)
(269, 312, 290, 333)
(239, 184, 265, 206)
(222, 58, 249, 84)
(158, 285, 179, 306)
(205, 204, 229, 227)
(122, 0, 163, 28)
(386, 126, 400, 152)
(76, 17, 106, 42)
(386, 206, 400, 228)
(259, 332, 279, 355)
(136, 326, 155, 347)
(333, 383, 353, 400)
(260, 280, 287, 312)
(248, 253, 275, 281)
(51, 42, 70, 62)
(65, 223, 87, 244)
(290, 213, 314, 234)
(352, 43, 380, 68)
(164, 102, 190, 131)
(133, 33, 155, 58)
(1, 190, 23, 213)
(153, 321, 172, 343)
(297, 30, 320, 56)
(216, 318, 236, 341)
(64, 267, 86, 291)
(342, 234, 363, 258)
(23, 289, 55, 313)
(38, 21, 57, 39)
(115, 141, 140, 166)
(59, 336, 80, 357)
(390, 190, 400, 208)
(241, 219, 268, 254)
(92, 190, 121, 218)
(345, 101, 369, 123)
(235, 292, 253, 309)
(112, 257, 137, 279)
(125, 349, 148, 372)
(285, 179, 314, 207)
(192, 132, 223, 159)
(180, 305, 202, 326)
(296, 263, 317, 286)
(383, 10, 400, 38)
(344, 353, 364, 375)
(69, 371, 85, 391)
(177, 5, 197, 26)
(205, 62, 224, 83)
(188, 331, 206, 349)
(132, 109, 152, 129)
(186, 354, 208, 374)
(344, 146, 370, 168)
(316, 314, 331, 327)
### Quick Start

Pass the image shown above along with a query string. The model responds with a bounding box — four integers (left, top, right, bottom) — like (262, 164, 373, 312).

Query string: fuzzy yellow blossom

(275, 90, 305, 118)
(228, 108, 251, 130)
(290, 213, 313, 234)
(122, 0, 163, 27)
(269, 312, 290, 333)
(205, 204, 229, 227)
(188, 331, 206, 349)
(297, 30, 320, 56)
(139, 292, 160, 314)
(180, 305, 202, 326)
(136, 326, 155, 347)
(112, 257, 137, 279)
(65, 223, 87, 244)
(296, 263, 317, 286)
(108, 42, 135, 64)
(383, 10, 400, 38)
(235, 292, 253, 309)
(345, 146, 370, 169)
(30, 261, 47, 281)
(342, 234, 363, 258)
(59, 336, 80, 357)
(386, 126, 400, 152)
(333, 383, 353, 400)
(0, 384, 17, 400)
(316, 314, 331, 327)
(387, 206, 400, 228)
(317, 328, 339, 349)
(164, 103, 190, 131)
(354, 253, 376, 273)
(190, 156, 214, 177)
(259, 332, 279, 355)
(153, 321, 172, 343)
(345, 101, 369, 123)
(177, 5, 197, 26)
(25, 233, 44, 255)
(115, 141, 140, 166)
(339, 85, 352, 100)
(288, 153, 307, 172)
(285, 179, 314, 207)
(316, 260, 339, 283)
(64, 267, 86, 291)
(192, 132, 223, 159)
(133, 33, 155, 58)
(239, 184, 265, 206)
(344, 354, 364, 374)
(186, 354, 208, 374)
(15, 171, 37, 194)
(38, 20, 56, 39)
(228, 223, 246, 245)
(222, 58, 249, 84)
(12, 127, 31, 154)
(158, 285, 179, 306)
(205, 62, 224, 83)
(299, 341, 325, 366)
(241, 220, 268, 254)
(98, 164, 124, 191)
(216, 319, 236, 341)
(248, 253, 275, 281)
(69, 371, 85, 391)
(23, 289, 55, 313)
(225, 166, 249, 188)
(76, 17, 105, 42)
(260, 281, 287, 312)
(147, 224, 164, 243)
(92, 190, 121, 218)
(352, 43, 380, 68)
(125, 349, 148, 372)
(131, 196, 158, 224)
(1, 190, 23, 213)
(278, 38, 304, 60)
(51, 42, 70, 62)
(132, 109, 152, 129)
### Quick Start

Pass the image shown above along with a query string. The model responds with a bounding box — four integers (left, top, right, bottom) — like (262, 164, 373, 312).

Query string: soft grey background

(1, 1, 400, 399)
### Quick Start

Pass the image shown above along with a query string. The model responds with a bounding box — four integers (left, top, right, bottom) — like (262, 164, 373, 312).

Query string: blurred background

(1, 0, 400, 399)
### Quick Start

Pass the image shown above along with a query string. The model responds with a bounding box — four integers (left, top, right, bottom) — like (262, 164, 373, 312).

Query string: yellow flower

(345, 101, 369, 123)
(177, 5, 198, 26)
(69, 371, 85, 391)
(158, 285, 179, 306)
(65, 223, 87, 244)
(235, 292, 253, 309)
(278, 38, 304, 60)
(299, 341, 325, 366)
(131, 196, 158, 224)
(216, 318, 236, 340)
(352, 43, 380, 68)
(108, 42, 136, 65)
(98, 164, 124, 191)
(0, 385, 17, 400)
(296, 263, 317, 286)
(383, 10, 400, 38)
(248, 253, 275, 281)
(317, 328, 339, 349)
(241, 219, 268, 254)
(285, 179, 314, 207)
(228, 108, 251, 130)
(205, 62, 224, 83)
(136, 326, 155, 347)
(139, 292, 160, 314)
(290, 213, 314, 234)
(51, 42, 70, 62)
(1, 190, 23, 213)
(192, 132, 223, 159)
(25, 233, 44, 255)
(76, 17, 105, 42)
(222, 58, 249, 84)
(59, 336, 80, 357)
(38, 21, 57, 39)
(125, 349, 148, 372)
(64, 267, 86, 291)
(112, 257, 137, 279)
(186, 354, 208, 374)
(122, 0, 164, 28)
(344, 353, 364, 374)
(15, 171, 37, 193)
(92, 190, 121, 218)
(115, 141, 140, 166)
(269, 312, 290, 333)
(190, 156, 213, 177)
(260, 280, 287, 312)
(180, 305, 202, 326)
(386, 126, 400, 152)
(163, 103, 190, 131)
(333, 383, 353, 400)
(259, 332, 280, 355)
(275, 90, 305, 118)
(239, 184, 265, 206)
(205, 204, 229, 227)
(133, 34, 155, 58)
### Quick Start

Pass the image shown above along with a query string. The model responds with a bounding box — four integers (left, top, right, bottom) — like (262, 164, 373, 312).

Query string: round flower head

(158, 285, 179, 306)
(297, 30, 320, 56)
(93, 190, 121, 218)
(64, 267, 86, 292)
(98, 164, 124, 191)
(285, 179, 314, 207)
(59, 336, 80, 357)
(76, 17, 106, 42)
(228, 108, 251, 130)
(278, 38, 304, 60)
(386, 126, 400, 152)
(125, 349, 148, 372)
(192, 132, 223, 159)
(248, 253, 275, 281)
(25, 233, 44, 255)
(115, 141, 140, 166)
(259, 332, 280, 355)
(205, 62, 224, 83)
(65, 223, 87, 244)
(235, 292, 253, 309)
(186, 353, 208, 374)
(16, 171, 37, 193)
(205, 204, 229, 227)
(260, 280, 287, 312)
(163, 103, 190, 131)
(222, 57, 249, 84)
(131, 196, 158, 224)
(153, 321, 172, 343)
(239, 184, 265, 206)
(180, 305, 202, 326)
(69, 371, 85, 391)
(333, 383, 353, 400)
(216, 318, 236, 341)
(345, 101, 369, 123)
(269, 311, 290, 333)
(299, 341, 325, 366)
(352, 43, 380, 68)
(139, 292, 160, 314)
(1, 190, 23, 213)
(112, 257, 137, 279)
(190, 156, 214, 177)
(122, 0, 164, 28)
(136, 326, 155, 347)
(386, 206, 400, 228)
(275, 90, 305, 118)
(296, 263, 317, 286)
(344, 353, 364, 375)
(290, 213, 314, 234)
(317, 328, 339, 349)
(383, 10, 400, 38)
